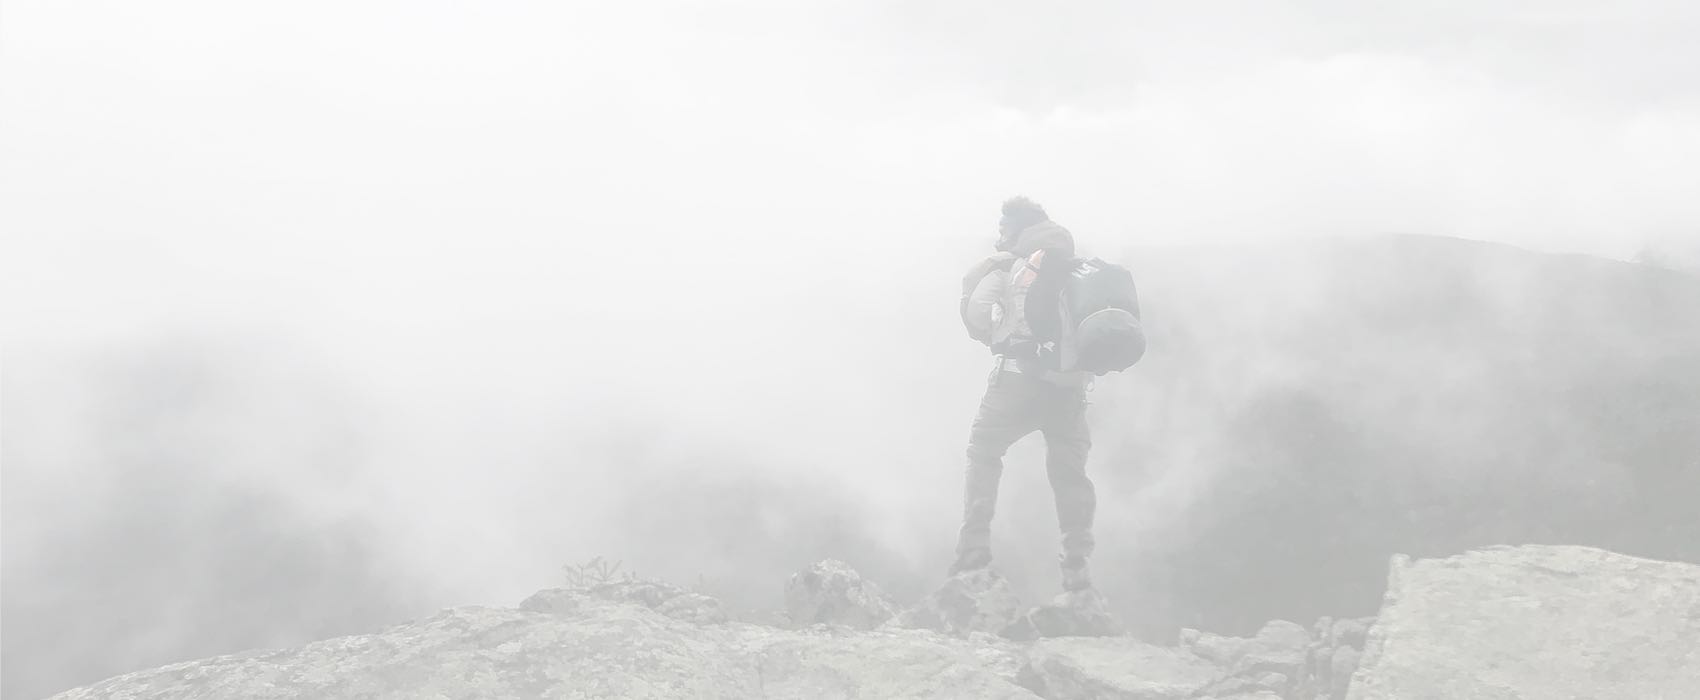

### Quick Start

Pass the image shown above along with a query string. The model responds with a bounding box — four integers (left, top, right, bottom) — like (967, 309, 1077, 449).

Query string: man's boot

(1060, 555, 1092, 592)
(949, 548, 993, 576)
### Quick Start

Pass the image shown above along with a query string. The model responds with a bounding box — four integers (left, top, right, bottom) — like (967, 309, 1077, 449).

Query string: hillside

(1078, 234, 1700, 636)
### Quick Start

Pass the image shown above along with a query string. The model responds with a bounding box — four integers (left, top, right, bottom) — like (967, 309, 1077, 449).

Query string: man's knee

(966, 437, 1011, 465)
(967, 415, 1029, 465)
(1044, 436, 1091, 475)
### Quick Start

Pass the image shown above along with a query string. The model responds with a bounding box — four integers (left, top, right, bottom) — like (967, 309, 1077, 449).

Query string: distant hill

(1084, 234, 1700, 637)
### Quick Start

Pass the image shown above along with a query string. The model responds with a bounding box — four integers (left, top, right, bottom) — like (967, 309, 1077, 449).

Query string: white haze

(3, 1, 1699, 697)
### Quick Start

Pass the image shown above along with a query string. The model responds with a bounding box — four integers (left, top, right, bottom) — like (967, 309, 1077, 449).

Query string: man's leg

(953, 370, 1038, 573)
(1041, 386, 1095, 589)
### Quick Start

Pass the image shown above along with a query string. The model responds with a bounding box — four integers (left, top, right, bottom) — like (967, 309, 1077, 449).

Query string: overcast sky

(7, 2, 1699, 342)
(4, 1, 1700, 696)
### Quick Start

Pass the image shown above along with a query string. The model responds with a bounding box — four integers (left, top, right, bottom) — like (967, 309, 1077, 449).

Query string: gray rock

(1306, 641, 1331, 670)
(1230, 646, 1305, 681)
(588, 578, 684, 608)
(49, 597, 1040, 699)
(752, 626, 1039, 699)
(1008, 589, 1124, 640)
(1252, 619, 1311, 651)
(1330, 617, 1370, 648)
(966, 634, 1034, 687)
(1252, 671, 1288, 691)
(1347, 545, 1700, 700)
(1019, 637, 1222, 700)
(1188, 631, 1252, 666)
(887, 567, 1022, 637)
(519, 587, 584, 615)
(1329, 646, 1361, 700)
(1229, 618, 1308, 679)
(1196, 675, 1257, 697)
(657, 592, 730, 625)
(1306, 642, 1334, 698)
(783, 559, 898, 631)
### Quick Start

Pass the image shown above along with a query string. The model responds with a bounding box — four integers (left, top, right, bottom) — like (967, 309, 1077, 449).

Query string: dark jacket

(963, 221, 1088, 387)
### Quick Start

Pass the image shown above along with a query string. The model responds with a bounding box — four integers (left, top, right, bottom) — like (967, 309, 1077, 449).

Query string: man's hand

(961, 252, 1017, 297)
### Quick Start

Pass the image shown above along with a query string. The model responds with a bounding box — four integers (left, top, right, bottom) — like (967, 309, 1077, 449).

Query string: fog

(4, 1, 1700, 698)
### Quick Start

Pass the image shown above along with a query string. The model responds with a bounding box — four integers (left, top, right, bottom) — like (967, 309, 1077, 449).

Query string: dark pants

(955, 366, 1095, 566)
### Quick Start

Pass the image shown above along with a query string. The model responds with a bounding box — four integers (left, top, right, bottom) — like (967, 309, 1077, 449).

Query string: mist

(5, 2, 1700, 698)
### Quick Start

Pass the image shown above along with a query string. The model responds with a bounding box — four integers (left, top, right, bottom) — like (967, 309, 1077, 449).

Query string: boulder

(1347, 545, 1700, 700)
(887, 567, 1023, 637)
(783, 559, 898, 631)
(1004, 589, 1124, 640)
(1229, 619, 1309, 681)
(1186, 631, 1252, 666)
(1252, 619, 1311, 650)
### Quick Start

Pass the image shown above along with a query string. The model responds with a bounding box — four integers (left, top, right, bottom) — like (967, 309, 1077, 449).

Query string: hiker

(953, 197, 1143, 593)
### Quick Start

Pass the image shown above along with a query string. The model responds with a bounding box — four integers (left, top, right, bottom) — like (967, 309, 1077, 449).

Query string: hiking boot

(949, 548, 993, 576)
(1060, 557, 1092, 592)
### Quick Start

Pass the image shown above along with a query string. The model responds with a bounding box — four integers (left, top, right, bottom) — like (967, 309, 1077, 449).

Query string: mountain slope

(1083, 234, 1700, 636)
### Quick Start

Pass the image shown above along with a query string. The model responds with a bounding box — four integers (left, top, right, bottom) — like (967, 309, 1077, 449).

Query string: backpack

(987, 249, 1145, 376)
(1057, 257, 1145, 375)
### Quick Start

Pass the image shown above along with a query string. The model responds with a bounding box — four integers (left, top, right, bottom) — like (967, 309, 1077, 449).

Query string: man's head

(997, 196, 1049, 249)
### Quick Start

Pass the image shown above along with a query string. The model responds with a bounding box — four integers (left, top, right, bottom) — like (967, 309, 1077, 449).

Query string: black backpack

(1059, 257, 1145, 375)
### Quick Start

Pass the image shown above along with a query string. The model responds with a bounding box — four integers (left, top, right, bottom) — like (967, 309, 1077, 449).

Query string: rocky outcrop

(1346, 545, 1700, 700)
(54, 593, 1038, 700)
(783, 558, 898, 630)
(51, 602, 762, 700)
(46, 546, 1700, 700)
(886, 567, 1023, 637)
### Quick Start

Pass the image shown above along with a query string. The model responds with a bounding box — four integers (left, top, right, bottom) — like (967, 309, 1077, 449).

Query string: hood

(1006, 220, 1075, 258)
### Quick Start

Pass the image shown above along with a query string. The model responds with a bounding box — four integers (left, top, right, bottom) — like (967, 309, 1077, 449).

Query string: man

(954, 196, 1097, 592)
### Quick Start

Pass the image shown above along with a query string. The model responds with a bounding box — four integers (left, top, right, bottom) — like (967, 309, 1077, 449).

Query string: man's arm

(960, 253, 1016, 345)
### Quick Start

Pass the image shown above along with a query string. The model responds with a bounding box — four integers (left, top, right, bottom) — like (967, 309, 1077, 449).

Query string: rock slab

(1018, 636, 1222, 699)
(1347, 544, 1700, 700)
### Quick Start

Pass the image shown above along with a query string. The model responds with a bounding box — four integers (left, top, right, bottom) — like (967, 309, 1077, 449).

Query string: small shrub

(562, 556, 633, 589)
